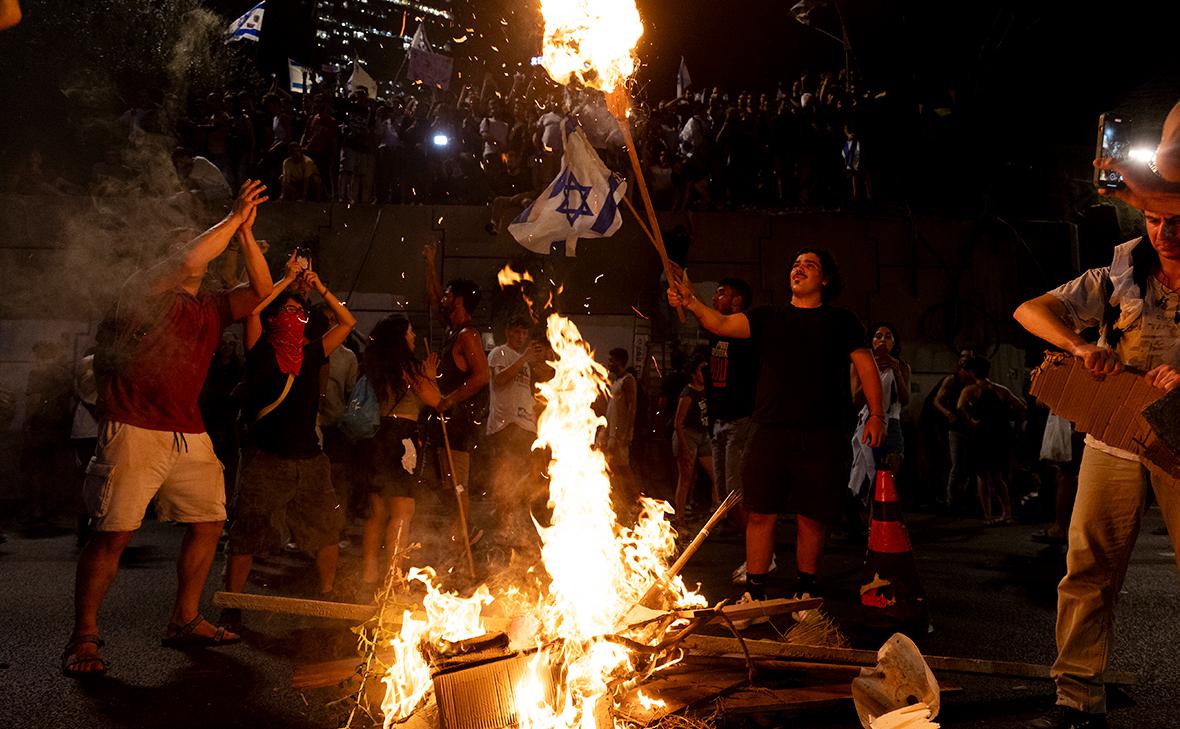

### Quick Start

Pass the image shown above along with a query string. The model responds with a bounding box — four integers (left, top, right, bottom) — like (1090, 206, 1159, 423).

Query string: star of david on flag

(225, 1, 265, 44)
(508, 118, 626, 257)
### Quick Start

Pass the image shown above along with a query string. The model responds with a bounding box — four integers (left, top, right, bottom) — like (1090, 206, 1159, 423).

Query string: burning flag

(224, 1, 264, 43)
(508, 119, 626, 257)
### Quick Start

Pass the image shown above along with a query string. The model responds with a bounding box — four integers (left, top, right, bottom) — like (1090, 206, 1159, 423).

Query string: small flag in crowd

(288, 59, 316, 94)
(408, 22, 453, 90)
(508, 118, 626, 257)
(225, 1, 264, 43)
(347, 58, 377, 96)
(677, 56, 692, 99)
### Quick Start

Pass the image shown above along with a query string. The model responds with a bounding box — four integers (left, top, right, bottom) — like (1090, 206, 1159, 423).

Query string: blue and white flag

(508, 118, 626, 257)
(288, 59, 315, 93)
(225, 1, 264, 43)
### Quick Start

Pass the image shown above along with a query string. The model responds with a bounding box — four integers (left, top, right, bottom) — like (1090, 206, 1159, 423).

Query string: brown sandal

(62, 635, 109, 678)
(161, 614, 241, 649)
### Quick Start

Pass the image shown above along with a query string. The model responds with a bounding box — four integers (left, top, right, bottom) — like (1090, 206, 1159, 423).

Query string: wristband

(870, 414, 888, 423)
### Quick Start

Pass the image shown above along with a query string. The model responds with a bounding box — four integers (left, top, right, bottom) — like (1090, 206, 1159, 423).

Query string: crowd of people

(92, 66, 892, 214)
(6, 88, 1180, 729)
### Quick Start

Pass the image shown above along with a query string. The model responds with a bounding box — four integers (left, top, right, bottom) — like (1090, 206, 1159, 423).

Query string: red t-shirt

(99, 290, 233, 433)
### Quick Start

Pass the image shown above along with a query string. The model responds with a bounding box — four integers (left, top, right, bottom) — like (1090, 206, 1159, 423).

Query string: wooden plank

(616, 665, 748, 725)
(717, 683, 855, 714)
(213, 591, 512, 631)
(682, 635, 1136, 686)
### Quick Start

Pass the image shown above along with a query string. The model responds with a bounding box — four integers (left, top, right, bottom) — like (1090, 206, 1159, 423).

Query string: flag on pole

(288, 59, 316, 94)
(677, 57, 692, 99)
(407, 23, 453, 90)
(508, 119, 626, 257)
(347, 58, 377, 96)
(225, 1, 264, 43)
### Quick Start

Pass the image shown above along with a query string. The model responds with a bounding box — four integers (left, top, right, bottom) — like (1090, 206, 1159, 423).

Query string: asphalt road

(0, 500, 1176, 729)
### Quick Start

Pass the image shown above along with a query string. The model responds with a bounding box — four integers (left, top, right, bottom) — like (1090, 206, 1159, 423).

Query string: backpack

(338, 375, 381, 441)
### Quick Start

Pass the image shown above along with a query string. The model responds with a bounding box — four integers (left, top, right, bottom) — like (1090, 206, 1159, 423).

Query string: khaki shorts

(227, 449, 344, 555)
(84, 421, 227, 532)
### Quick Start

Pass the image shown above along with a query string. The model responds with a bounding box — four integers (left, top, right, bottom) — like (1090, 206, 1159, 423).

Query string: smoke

(3, 3, 244, 322)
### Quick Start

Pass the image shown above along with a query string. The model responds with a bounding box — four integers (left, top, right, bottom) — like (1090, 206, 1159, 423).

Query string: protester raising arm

(301, 270, 357, 357)
(422, 241, 446, 324)
(245, 252, 302, 350)
(226, 202, 273, 321)
(666, 269, 752, 339)
(136, 179, 268, 297)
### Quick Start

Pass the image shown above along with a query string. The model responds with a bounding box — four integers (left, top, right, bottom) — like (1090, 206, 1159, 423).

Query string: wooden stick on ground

(682, 635, 1137, 685)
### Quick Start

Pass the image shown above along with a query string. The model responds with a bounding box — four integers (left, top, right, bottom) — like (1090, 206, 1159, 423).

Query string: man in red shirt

(62, 180, 272, 678)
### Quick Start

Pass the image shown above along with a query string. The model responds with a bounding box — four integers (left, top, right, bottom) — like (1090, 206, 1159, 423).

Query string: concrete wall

(0, 195, 1079, 501)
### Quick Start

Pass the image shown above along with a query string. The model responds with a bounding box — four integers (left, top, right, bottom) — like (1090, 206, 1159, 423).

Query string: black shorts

(365, 417, 421, 499)
(741, 423, 852, 523)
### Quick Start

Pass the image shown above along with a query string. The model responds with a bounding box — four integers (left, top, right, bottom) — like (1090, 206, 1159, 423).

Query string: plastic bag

(338, 375, 380, 441)
(1040, 412, 1073, 463)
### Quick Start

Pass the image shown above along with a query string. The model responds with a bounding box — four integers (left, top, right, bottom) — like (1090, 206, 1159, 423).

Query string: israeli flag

(225, 1, 264, 43)
(288, 59, 315, 93)
(508, 118, 626, 257)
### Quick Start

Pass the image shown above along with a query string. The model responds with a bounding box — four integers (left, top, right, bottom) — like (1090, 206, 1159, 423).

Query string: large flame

(379, 314, 703, 729)
(539, 0, 643, 93)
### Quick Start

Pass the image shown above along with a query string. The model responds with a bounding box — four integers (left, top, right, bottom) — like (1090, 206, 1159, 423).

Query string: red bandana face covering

(269, 310, 307, 375)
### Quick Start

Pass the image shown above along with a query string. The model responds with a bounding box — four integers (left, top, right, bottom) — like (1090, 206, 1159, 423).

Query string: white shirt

(487, 344, 537, 436)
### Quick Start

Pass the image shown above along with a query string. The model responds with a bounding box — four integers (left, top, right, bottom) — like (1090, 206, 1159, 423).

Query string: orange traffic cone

(860, 470, 930, 631)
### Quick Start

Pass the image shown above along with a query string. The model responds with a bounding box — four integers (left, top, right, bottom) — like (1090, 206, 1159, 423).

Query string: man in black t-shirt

(669, 249, 885, 617)
(224, 267, 356, 620)
(704, 277, 760, 580)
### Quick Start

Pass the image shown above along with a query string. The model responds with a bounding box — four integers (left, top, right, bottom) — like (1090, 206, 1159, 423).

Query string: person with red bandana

(222, 259, 356, 624)
(63, 180, 271, 678)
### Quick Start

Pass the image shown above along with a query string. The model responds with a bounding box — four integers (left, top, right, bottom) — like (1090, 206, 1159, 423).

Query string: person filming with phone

(1013, 110, 1180, 729)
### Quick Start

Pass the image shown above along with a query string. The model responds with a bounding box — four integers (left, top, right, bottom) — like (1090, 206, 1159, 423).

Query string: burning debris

(364, 314, 707, 729)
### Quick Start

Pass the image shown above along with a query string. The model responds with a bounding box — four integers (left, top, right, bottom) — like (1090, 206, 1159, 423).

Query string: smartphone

(294, 246, 312, 271)
(1094, 112, 1132, 189)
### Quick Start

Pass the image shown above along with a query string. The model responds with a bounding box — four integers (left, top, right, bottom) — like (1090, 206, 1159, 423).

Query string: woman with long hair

(360, 315, 440, 587)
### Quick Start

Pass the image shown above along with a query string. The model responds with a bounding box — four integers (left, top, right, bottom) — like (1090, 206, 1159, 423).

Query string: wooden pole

(438, 409, 477, 579)
(681, 635, 1136, 685)
(424, 339, 477, 579)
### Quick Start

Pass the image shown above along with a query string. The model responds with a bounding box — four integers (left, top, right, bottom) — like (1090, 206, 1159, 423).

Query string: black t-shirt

(745, 303, 865, 429)
(243, 339, 327, 459)
(678, 385, 709, 433)
(706, 336, 757, 421)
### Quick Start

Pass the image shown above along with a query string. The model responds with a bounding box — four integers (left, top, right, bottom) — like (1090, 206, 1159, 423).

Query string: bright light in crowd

(432, 134, 449, 147)
(1128, 146, 1157, 164)
(539, 0, 643, 93)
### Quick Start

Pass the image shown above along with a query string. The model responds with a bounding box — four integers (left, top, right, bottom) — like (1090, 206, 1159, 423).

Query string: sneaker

(731, 554, 777, 585)
(727, 592, 771, 631)
(1026, 706, 1108, 729)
